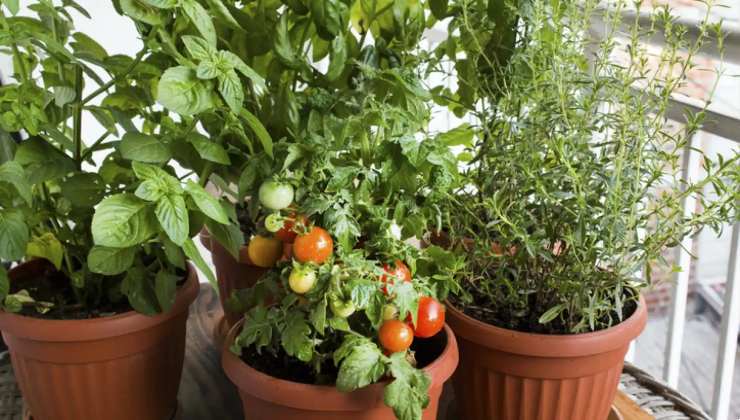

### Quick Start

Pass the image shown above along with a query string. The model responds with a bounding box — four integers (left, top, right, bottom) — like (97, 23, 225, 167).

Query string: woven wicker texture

(620, 363, 711, 420)
(0, 351, 22, 420)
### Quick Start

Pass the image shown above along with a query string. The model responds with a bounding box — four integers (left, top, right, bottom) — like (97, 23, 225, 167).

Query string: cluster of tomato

(252, 180, 446, 355)
(378, 260, 446, 353)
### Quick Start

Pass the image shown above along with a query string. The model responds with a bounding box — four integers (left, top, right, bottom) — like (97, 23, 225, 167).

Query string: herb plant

(114, 0, 464, 418)
(432, 0, 739, 333)
(0, 0, 224, 317)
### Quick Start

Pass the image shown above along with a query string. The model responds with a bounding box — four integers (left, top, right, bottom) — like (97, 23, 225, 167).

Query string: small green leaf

(182, 35, 215, 60)
(187, 133, 230, 164)
(429, 0, 448, 19)
(157, 66, 215, 116)
(185, 180, 229, 224)
(274, 14, 301, 69)
(61, 173, 106, 208)
(92, 193, 158, 248)
(0, 161, 31, 204)
(281, 311, 314, 362)
(205, 218, 243, 259)
(392, 282, 419, 326)
(119, 0, 167, 25)
(122, 266, 159, 315)
(140, 0, 179, 8)
(71, 32, 109, 64)
(539, 304, 566, 324)
(436, 123, 474, 147)
(326, 33, 346, 81)
(218, 69, 243, 113)
(234, 306, 274, 352)
(204, 0, 242, 30)
(162, 236, 186, 269)
(88, 246, 137, 275)
(26, 233, 63, 270)
(156, 194, 189, 246)
(2, 0, 19, 15)
(384, 353, 431, 420)
(135, 179, 166, 202)
(239, 109, 273, 158)
(0, 210, 29, 261)
(182, 0, 217, 46)
(120, 132, 172, 163)
(155, 270, 179, 312)
(53, 86, 76, 107)
(219, 51, 266, 96)
(183, 237, 216, 287)
(14, 137, 76, 184)
(131, 162, 182, 193)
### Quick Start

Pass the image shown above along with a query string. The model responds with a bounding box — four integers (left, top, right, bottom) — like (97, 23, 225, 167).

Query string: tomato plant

(259, 181, 294, 211)
(379, 320, 414, 353)
(293, 227, 333, 264)
(275, 214, 306, 243)
(288, 266, 317, 294)
(380, 260, 412, 294)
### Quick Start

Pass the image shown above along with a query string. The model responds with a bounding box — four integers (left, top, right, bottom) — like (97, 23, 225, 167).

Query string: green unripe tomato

(330, 298, 356, 318)
(258, 181, 294, 210)
(265, 213, 284, 233)
(382, 304, 398, 321)
(289, 267, 317, 294)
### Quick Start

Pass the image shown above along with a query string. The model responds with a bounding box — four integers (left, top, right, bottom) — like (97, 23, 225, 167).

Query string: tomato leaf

(334, 335, 386, 392)
(281, 311, 314, 362)
(232, 306, 274, 354)
(0, 161, 32, 204)
(391, 281, 419, 326)
(384, 352, 431, 420)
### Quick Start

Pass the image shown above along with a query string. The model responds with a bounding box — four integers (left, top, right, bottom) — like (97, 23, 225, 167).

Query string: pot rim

(446, 295, 647, 358)
(0, 261, 200, 343)
(222, 320, 459, 412)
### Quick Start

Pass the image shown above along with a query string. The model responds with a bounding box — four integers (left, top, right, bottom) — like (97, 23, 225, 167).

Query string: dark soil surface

(241, 329, 448, 385)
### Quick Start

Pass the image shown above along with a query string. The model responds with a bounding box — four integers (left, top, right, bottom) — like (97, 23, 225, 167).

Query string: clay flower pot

(446, 296, 647, 420)
(222, 320, 459, 420)
(0, 260, 199, 420)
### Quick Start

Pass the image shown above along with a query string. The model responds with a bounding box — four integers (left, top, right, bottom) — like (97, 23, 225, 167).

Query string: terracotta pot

(222, 320, 459, 420)
(447, 296, 647, 420)
(209, 236, 269, 327)
(199, 227, 214, 251)
(0, 260, 199, 420)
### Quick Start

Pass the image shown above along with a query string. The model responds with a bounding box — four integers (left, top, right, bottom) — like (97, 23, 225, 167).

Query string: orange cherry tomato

(380, 260, 412, 294)
(293, 226, 333, 264)
(413, 296, 445, 338)
(379, 319, 414, 353)
(247, 235, 284, 268)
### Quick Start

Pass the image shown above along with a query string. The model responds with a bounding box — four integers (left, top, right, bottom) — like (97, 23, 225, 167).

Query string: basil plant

(0, 0, 225, 317)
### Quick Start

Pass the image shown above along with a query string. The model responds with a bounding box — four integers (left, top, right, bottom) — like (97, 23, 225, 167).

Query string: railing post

(711, 221, 740, 420)
(663, 135, 700, 387)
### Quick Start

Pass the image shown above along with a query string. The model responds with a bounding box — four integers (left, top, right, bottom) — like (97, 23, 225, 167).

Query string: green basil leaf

(87, 245, 137, 275)
(122, 266, 159, 315)
(182, 0, 217, 47)
(156, 194, 189, 246)
(184, 180, 229, 224)
(70, 32, 109, 64)
(162, 235, 186, 269)
(92, 193, 158, 248)
(0, 210, 29, 261)
(219, 51, 266, 96)
(187, 133, 230, 165)
(274, 14, 301, 69)
(182, 35, 215, 61)
(203, 0, 242, 30)
(429, 0, 448, 19)
(53, 85, 77, 107)
(157, 66, 215, 116)
(14, 137, 76, 184)
(218, 69, 243, 113)
(131, 162, 182, 193)
(2, 0, 19, 15)
(436, 123, 474, 147)
(140, 0, 179, 8)
(0, 161, 31, 204)
(183, 237, 216, 288)
(61, 173, 106, 208)
(25, 233, 62, 269)
(120, 132, 172, 163)
(135, 179, 166, 202)
(239, 109, 273, 158)
(119, 0, 167, 25)
(155, 270, 179, 312)
(204, 218, 243, 259)
(326, 32, 346, 81)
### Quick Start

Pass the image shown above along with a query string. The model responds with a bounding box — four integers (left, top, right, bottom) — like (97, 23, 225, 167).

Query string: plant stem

(80, 131, 111, 161)
(73, 66, 84, 170)
(81, 49, 146, 105)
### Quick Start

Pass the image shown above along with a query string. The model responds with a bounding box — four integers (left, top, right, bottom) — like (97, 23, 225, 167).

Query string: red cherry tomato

(275, 215, 306, 243)
(293, 226, 333, 264)
(379, 319, 414, 353)
(413, 296, 445, 338)
(380, 260, 412, 294)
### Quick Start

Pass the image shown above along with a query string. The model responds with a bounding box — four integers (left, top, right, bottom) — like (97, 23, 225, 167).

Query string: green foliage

(0, 1, 222, 316)
(433, 0, 739, 333)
